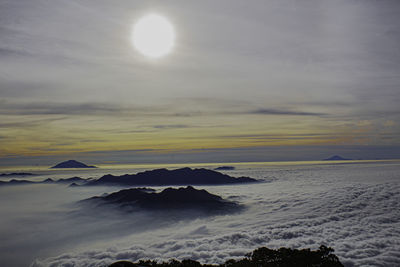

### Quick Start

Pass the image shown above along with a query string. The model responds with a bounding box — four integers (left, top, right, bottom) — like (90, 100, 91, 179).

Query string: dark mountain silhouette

(86, 167, 257, 186)
(84, 186, 240, 212)
(214, 166, 235, 170)
(57, 176, 87, 183)
(0, 176, 87, 186)
(0, 168, 257, 187)
(0, 179, 35, 186)
(0, 172, 35, 177)
(108, 245, 344, 267)
(324, 155, 352, 161)
(51, 160, 96, 168)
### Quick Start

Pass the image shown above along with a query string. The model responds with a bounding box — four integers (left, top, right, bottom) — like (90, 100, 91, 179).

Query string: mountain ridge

(86, 167, 258, 186)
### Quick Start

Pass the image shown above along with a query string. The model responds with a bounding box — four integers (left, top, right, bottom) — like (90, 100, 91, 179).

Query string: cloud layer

(1, 162, 398, 267)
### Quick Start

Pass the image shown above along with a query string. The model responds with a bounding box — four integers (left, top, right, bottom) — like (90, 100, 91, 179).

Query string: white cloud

(18, 163, 400, 267)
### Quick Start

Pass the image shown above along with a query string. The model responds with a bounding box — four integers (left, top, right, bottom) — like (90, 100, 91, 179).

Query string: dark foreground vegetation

(109, 245, 344, 267)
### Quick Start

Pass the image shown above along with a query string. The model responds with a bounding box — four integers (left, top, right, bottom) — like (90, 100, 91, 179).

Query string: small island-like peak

(324, 155, 352, 161)
(82, 186, 241, 213)
(214, 166, 235, 170)
(51, 160, 97, 169)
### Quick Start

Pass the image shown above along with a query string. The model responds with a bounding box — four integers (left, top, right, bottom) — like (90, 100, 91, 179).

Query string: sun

(132, 14, 175, 58)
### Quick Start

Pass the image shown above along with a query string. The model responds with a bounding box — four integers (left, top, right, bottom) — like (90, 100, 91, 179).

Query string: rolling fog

(0, 162, 399, 267)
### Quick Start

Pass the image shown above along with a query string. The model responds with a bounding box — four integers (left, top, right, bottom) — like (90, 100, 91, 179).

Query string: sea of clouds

(1, 162, 399, 267)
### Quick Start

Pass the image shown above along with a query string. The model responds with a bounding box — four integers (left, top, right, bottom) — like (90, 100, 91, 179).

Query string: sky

(1, 0, 400, 166)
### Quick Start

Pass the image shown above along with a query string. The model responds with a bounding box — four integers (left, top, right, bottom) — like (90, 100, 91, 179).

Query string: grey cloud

(111, 129, 155, 134)
(83, 149, 156, 155)
(78, 139, 108, 144)
(0, 0, 399, 118)
(247, 109, 327, 116)
(0, 117, 66, 128)
(218, 133, 339, 141)
(153, 125, 190, 129)
(0, 100, 201, 118)
(0, 99, 330, 119)
(0, 47, 31, 58)
(172, 112, 205, 117)
(290, 101, 353, 108)
(0, 100, 153, 116)
(0, 102, 122, 116)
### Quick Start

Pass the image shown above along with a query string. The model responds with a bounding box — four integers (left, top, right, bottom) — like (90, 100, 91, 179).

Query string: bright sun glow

(132, 14, 175, 58)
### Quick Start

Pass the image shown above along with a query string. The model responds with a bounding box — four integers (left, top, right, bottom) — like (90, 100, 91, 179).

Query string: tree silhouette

(109, 245, 344, 267)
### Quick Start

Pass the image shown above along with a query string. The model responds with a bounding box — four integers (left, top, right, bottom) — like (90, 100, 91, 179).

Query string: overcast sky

(1, 0, 400, 165)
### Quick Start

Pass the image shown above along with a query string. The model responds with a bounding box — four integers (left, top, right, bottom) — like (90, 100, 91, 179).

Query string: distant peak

(214, 166, 235, 170)
(51, 160, 97, 169)
(324, 155, 352, 161)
